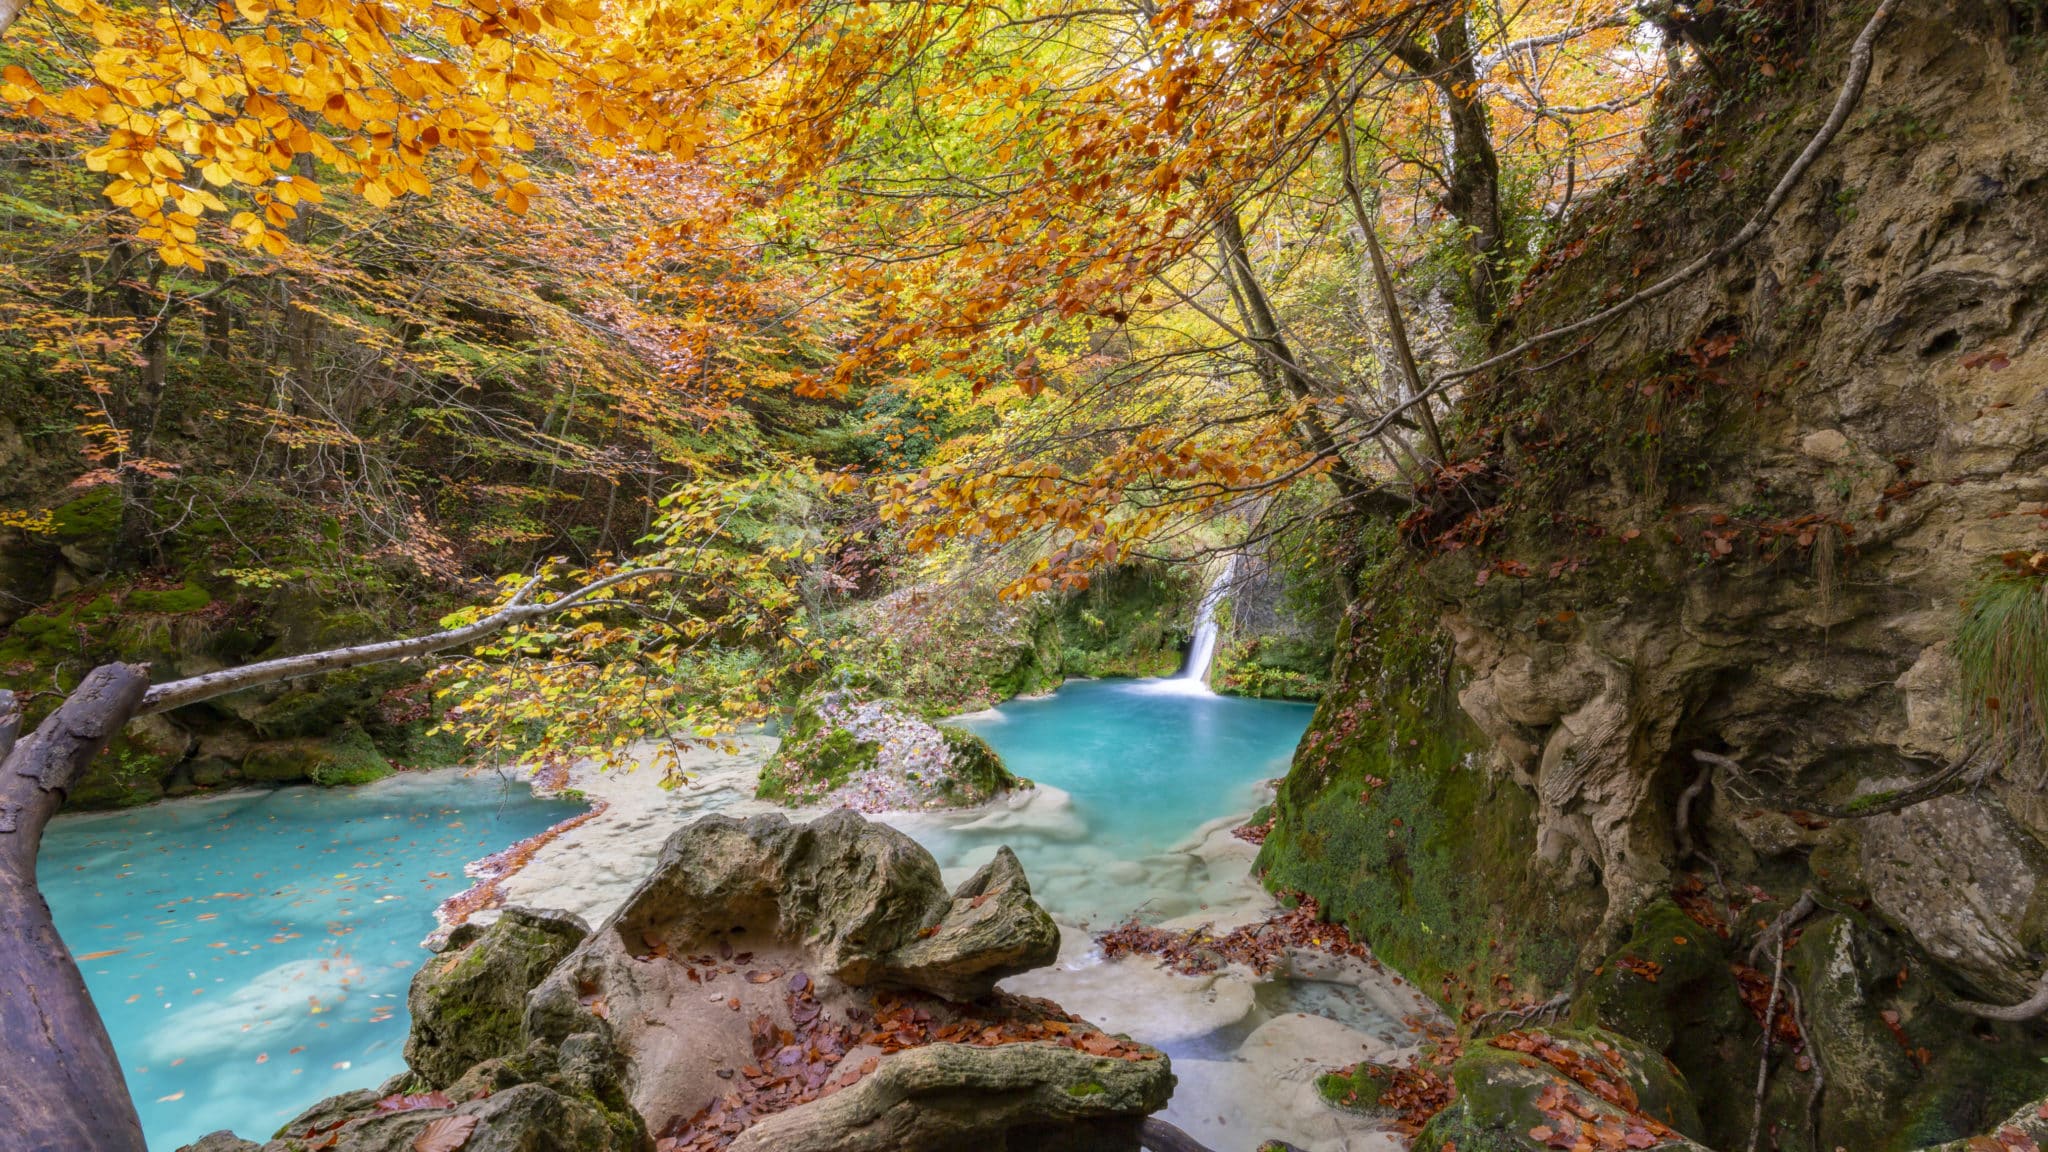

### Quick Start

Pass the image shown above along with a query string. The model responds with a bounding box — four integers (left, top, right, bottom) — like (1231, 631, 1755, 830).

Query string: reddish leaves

(1231, 815, 1274, 845)
(655, 980, 1152, 1152)
(412, 1114, 478, 1152)
(1730, 965, 1804, 1048)
(1097, 893, 1372, 977)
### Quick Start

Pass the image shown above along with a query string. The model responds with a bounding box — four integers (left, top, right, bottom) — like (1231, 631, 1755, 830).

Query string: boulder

(874, 847, 1061, 1001)
(407, 907, 591, 1087)
(532, 810, 1056, 1012)
(1860, 793, 2048, 1000)
(756, 689, 1022, 811)
(727, 1040, 1170, 1152)
(1409, 1028, 1707, 1152)
(242, 725, 392, 786)
(1913, 1095, 2048, 1151)
(524, 810, 1164, 1149)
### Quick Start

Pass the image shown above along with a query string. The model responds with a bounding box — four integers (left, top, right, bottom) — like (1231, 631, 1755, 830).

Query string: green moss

(1256, 527, 1599, 1008)
(126, 581, 212, 613)
(1573, 900, 1735, 1052)
(1065, 1081, 1107, 1098)
(243, 726, 393, 786)
(756, 726, 881, 804)
(1414, 1029, 1703, 1151)
(48, 488, 121, 538)
(935, 725, 1020, 797)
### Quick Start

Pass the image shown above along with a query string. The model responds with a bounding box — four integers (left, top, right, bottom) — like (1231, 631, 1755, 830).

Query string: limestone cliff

(1261, 0, 2048, 1146)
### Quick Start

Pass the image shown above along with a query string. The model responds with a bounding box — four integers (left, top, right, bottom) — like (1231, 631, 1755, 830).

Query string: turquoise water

(935, 679, 1314, 924)
(41, 771, 578, 1151)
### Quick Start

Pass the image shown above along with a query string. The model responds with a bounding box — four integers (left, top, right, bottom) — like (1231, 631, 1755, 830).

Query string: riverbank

(482, 723, 1439, 1152)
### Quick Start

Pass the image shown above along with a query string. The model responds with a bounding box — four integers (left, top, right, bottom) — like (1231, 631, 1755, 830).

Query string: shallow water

(41, 771, 578, 1151)
(933, 678, 1314, 925)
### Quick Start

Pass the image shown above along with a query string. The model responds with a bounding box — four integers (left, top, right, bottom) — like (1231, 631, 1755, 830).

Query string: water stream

(41, 771, 578, 1150)
(42, 572, 1414, 1151)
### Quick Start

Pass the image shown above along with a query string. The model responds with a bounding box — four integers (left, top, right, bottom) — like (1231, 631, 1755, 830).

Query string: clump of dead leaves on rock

(1325, 1019, 1460, 1135)
(1231, 814, 1275, 845)
(1097, 892, 1373, 976)
(655, 976, 1155, 1151)
(1492, 1030, 1681, 1152)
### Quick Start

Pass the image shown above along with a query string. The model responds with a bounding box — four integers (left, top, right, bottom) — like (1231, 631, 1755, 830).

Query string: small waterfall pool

(927, 679, 1313, 925)
(41, 772, 580, 1150)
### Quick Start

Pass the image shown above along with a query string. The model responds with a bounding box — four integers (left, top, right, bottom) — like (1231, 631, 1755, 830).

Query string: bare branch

(138, 567, 681, 716)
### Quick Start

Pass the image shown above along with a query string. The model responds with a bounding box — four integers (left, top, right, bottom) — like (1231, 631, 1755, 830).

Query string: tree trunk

(1393, 7, 1510, 326)
(0, 668, 153, 1152)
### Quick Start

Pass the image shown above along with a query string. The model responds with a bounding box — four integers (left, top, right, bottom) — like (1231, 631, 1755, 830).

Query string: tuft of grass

(1956, 561, 2048, 778)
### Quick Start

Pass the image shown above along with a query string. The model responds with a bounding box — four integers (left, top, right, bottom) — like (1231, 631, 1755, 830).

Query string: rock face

(756, 689, 1022, 811)
(181, 1031, 646, 1152)
(181, 809, 1159, 1152)
(1258, 0, 2048, 1147)
(407, 906, 592, 1087)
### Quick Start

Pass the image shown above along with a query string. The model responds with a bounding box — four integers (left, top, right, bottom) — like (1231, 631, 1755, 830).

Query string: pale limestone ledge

(480, 741, 1435, 1152)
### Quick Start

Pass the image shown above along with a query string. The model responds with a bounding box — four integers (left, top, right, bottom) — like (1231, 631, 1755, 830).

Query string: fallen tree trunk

(0, 568, 674, 1150)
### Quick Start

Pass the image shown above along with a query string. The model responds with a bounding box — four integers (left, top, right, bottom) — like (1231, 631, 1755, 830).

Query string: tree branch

(138, 566, 680, 716)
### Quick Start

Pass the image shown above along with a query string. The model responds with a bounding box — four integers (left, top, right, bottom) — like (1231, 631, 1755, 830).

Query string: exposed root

(1748, 933, 1787, 1152)
(1950, 972, 2048, 1022)
(1749, 890, 1818, 966)
(1472, 990, 1573, 1034)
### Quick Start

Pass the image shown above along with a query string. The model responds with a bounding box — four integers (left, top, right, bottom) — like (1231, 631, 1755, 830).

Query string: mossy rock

(242, 726, 392, 786)
(1414, 1028, 1706, 1152)
(1256, 527, 1601, 1007)
(406, 906, 590, 1087)
(48, 487, 121, 539)
(934, 725, 1022, 800)
(126, 580, 212, 614)
(1573, 899, 1737, 1052)
(757, 725, 881, 804)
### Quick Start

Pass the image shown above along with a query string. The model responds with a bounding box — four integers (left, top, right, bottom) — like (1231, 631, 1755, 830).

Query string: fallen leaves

(1098, 892, 1372, 976)
(412, 1113, 478, 1152)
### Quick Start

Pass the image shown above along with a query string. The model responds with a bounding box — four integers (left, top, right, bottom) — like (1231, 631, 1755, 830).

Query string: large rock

(757, 689, 1022, 811)
(534, 810, 1056, 1010)
(175, 1033, 645, 1152)
(727, 1040, 1170, 1152)
(1409, 1028, 1707, 1152)
(1860, 793, 2048, 1000)
(524, 810, 1166, 1149)
(407, 906, 591, 1087)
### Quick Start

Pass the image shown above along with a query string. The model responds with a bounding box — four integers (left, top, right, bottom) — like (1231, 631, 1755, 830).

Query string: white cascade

(1175, 554, 1239, 686)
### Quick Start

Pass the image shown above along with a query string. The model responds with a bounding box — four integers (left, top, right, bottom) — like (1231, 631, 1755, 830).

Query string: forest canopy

(1, 0, 1680, 761)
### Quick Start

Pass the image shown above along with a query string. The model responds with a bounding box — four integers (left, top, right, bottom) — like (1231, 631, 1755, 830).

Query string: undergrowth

(1956, 555, 2048, 779)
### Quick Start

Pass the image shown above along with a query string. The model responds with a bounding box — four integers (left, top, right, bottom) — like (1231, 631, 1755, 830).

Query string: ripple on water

(41, 770, 580, 1151)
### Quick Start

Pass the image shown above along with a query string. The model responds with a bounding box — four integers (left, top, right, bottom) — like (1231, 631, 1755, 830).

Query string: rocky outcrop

(181, 1032, 646, 1152)
(1261, 0, 2048, 1147)
(756, 689, 1022, 811)
(407, 906, 592, 1087)
(180, 809, 1161, 1152)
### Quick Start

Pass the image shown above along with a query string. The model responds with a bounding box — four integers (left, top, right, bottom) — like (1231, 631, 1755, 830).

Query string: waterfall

(1176, 555, 1238, 685)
